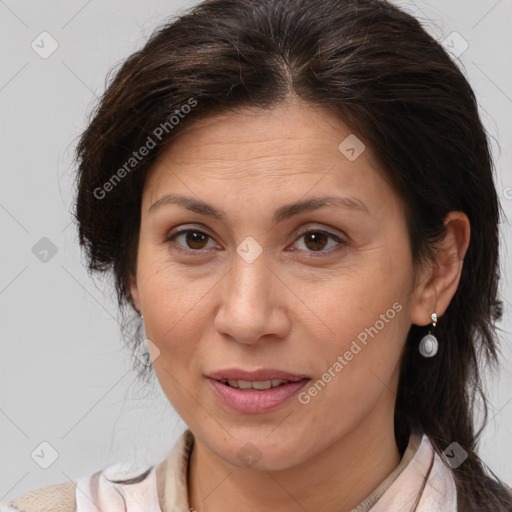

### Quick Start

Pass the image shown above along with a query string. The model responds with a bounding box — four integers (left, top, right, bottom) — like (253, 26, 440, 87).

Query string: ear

(410, 211, 471, 326)
(129, 272, 142, 315)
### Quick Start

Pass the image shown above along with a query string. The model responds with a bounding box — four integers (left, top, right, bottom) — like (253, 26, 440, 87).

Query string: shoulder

(5, 481, 76, 512)
(4, 462, 159, 512)
(1, 432, 192, 512)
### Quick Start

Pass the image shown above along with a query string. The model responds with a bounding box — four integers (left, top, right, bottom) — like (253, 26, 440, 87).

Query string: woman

(4, 0, 511, 510)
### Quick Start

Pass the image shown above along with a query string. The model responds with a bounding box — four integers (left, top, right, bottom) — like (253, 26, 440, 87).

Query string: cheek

(303, 246, 412, 397)
(299, 296, 407, 429)
(137, 242, 203, 320)
(315, 249, 411, 337)
(142, 277, 207, 415)
(136, 260, 202, 367)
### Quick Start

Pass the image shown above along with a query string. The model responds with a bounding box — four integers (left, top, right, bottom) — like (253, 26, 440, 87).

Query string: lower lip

(207, 378, 310, 414)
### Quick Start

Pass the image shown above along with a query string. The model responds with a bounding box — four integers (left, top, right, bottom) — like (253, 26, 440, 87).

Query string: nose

(213, 250, 292, 345)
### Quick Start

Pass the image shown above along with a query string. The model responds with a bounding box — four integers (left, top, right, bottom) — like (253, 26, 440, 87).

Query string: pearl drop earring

(419, 312, 438, 357)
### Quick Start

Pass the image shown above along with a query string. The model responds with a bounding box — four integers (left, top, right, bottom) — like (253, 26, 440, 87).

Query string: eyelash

(163, 227, 347, 257)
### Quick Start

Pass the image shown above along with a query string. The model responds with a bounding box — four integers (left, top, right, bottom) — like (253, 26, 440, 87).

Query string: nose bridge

(213, 241, 288, 343)
(230, 234, 272, 303)
(230, 242, 275, 314)
(231, 248, 272, 304)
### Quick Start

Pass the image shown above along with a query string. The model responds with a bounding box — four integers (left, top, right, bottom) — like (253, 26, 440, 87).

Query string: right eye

(164, 228, 217, 254)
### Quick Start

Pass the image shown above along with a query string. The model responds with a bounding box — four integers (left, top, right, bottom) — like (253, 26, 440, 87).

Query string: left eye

(292, 230, 345, 253)
(165, 229, 345, 254)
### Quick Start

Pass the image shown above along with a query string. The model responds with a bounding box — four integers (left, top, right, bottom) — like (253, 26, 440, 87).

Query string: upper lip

(206, 368, 309, 382)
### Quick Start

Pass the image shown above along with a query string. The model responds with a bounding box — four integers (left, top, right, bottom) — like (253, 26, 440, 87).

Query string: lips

(206, 368, 308, 382)
(206, 368, 311, 413)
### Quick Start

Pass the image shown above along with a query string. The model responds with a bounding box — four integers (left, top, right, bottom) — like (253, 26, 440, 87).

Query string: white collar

(75, 428, 457, 512)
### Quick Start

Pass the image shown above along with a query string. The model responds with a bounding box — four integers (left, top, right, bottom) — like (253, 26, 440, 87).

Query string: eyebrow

(148, 193, 369, 223)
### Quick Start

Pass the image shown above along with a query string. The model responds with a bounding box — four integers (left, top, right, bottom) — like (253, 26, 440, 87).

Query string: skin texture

(130, 96, 470, 512)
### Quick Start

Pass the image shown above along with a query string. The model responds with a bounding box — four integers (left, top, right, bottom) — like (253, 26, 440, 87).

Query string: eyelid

(293, 224, 346, 242)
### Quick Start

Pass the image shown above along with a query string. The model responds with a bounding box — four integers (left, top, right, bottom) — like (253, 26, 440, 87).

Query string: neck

(187, 401, 402, 512)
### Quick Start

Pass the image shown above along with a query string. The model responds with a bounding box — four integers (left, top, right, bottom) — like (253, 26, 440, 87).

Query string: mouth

(206, 368, 308, 382)
(206, 368, 311, 413)
(217, 378, 300, 390)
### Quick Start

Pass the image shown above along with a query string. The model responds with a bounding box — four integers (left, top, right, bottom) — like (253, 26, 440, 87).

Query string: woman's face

(131, 97, 427, 471)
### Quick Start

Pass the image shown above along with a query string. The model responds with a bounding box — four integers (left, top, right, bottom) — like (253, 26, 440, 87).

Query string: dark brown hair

(73, 0, 512, 508)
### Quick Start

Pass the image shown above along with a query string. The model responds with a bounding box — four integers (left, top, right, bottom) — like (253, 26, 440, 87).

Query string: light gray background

(1, 0, 511, 502)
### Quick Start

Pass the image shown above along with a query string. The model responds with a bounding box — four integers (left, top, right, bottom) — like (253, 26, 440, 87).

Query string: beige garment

(4, 427, 456, 512)
(2, 482, 76, 512)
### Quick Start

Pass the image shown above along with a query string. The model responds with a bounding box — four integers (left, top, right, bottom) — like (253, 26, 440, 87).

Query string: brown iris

(303, 232, 329, 251)
(185, 231, 209, 249)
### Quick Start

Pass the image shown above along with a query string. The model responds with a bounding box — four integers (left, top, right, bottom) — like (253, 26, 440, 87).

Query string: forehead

(142, 98, 396, 216)
(152, 99, 357, 169)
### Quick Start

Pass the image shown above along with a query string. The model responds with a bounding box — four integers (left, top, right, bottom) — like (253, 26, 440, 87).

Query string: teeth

(252, 381, 272, 390)
(223, 379, 290, 390)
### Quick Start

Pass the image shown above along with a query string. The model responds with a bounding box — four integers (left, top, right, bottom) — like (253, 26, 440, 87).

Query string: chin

(210, 432, 309, 472)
